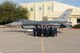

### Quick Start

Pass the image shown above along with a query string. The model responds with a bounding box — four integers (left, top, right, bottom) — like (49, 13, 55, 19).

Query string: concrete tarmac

(0, 28, 80, 53)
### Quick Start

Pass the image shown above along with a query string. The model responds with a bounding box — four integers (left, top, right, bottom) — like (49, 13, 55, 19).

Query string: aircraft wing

(22, 20, 60, 26)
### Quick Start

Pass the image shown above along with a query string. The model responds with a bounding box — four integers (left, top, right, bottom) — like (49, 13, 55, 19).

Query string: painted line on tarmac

(0, 52, 3, 53)
(41, 36, 45, 53)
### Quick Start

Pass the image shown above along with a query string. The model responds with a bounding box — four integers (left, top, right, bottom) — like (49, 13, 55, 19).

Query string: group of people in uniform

(33, 25, 57, 37)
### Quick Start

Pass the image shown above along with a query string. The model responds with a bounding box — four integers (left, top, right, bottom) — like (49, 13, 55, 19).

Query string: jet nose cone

(6, 22, 22, 26)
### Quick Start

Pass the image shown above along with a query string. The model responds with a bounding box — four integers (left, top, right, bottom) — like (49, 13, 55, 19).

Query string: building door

(77, 19, 80, 24)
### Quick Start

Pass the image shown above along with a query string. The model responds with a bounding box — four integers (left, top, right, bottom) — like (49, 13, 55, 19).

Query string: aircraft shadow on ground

(24, 31, 63, 37)
(3, 30, 63, 37)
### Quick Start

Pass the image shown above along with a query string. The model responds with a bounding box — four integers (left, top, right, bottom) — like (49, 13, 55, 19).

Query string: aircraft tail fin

(54, 9, 73, 21)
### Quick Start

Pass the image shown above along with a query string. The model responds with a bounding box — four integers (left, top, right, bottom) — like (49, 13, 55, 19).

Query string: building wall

(21, 1, 56, 21)
(71, 17, 77, 26)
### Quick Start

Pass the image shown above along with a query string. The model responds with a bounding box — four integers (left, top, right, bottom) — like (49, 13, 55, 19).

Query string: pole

(34, 4, 35, 21)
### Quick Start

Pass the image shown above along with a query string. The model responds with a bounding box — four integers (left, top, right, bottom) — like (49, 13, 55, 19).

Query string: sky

(0, 0, 80, 7)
